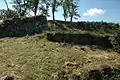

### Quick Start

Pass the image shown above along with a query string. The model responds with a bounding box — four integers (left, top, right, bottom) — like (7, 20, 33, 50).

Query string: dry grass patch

(0, 35, 120, 80)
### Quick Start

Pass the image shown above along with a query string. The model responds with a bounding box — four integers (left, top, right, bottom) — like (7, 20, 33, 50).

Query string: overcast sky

(0, 0, 120, 23)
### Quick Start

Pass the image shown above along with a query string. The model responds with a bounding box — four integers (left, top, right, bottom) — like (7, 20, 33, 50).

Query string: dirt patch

(56, 61, 81, 80)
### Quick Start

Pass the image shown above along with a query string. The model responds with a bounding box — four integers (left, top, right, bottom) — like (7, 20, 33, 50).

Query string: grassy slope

(0, 34, 120, 80)
(48, 20, 115, 37)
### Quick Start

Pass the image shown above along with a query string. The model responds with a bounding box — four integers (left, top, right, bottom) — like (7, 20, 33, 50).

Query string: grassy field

(0, 34, 120, 80)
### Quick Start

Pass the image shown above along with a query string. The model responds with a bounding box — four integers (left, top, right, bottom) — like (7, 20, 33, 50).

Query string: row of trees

(2, 0, 80, 22)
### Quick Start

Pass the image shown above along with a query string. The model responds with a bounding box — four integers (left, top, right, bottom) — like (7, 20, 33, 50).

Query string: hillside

(0, 34, 120, 80)
(0, 19, 120, 80)
(0, 0, 120, 79)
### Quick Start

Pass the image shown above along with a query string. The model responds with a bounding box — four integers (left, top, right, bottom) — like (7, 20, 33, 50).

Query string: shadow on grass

(0, 30, 45, 38)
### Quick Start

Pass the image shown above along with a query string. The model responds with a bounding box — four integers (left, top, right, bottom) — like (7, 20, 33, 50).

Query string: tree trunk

(34, 0, 39, 16)
(16, 0, 21, 17)
(64, 16, 67, 21)
(34, 10, 37, 17)
(4, 0, 9, 10)
(34, 4, 38, 16)
(52, 0, 56, 21)
(70, 0, 73, 22)
(65, 18, 66, 21)
(52, 9, 55, 20)
(70, 15, 73, 22)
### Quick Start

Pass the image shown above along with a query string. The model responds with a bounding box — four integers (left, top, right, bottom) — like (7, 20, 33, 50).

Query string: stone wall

(0, 15, 48, 37)
(47, 33, 113, 48)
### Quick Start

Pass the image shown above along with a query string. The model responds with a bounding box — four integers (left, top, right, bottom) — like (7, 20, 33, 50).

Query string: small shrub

(88, 67, 120, 80)
(109, 31, 120, 53)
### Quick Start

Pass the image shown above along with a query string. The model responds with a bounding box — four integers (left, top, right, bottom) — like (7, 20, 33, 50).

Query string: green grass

(0, 21, 3, 24)
(48, 21, 114, 37)
(0, 34, 120, 80)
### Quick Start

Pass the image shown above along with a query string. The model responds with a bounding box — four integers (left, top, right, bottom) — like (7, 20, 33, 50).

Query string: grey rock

(0, 74, 14, 80)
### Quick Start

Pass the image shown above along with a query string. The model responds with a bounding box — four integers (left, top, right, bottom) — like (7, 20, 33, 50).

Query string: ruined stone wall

(0, 15, 48, 37)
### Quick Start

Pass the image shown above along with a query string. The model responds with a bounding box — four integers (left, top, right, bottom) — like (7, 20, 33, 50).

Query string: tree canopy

(2, 0, 80, 21)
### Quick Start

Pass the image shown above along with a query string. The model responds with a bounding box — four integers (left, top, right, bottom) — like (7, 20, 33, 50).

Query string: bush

(0, 9, 18, 20)
(88, 67, 120, 80)
(109, 30, 120, 53)
(48, 20, 120, 35)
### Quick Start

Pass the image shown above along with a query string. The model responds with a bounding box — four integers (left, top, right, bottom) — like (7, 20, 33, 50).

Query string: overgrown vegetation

(0, 9, 18, 20)
(0, 15, 120, 80)
(0, 0, 119, 80)
(109, 31, 120, 53)
(0, 16, 47, 37)
(48, 20, 120, 53)
(0, 17, 120, 53)
(48, 20, 119, 35)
